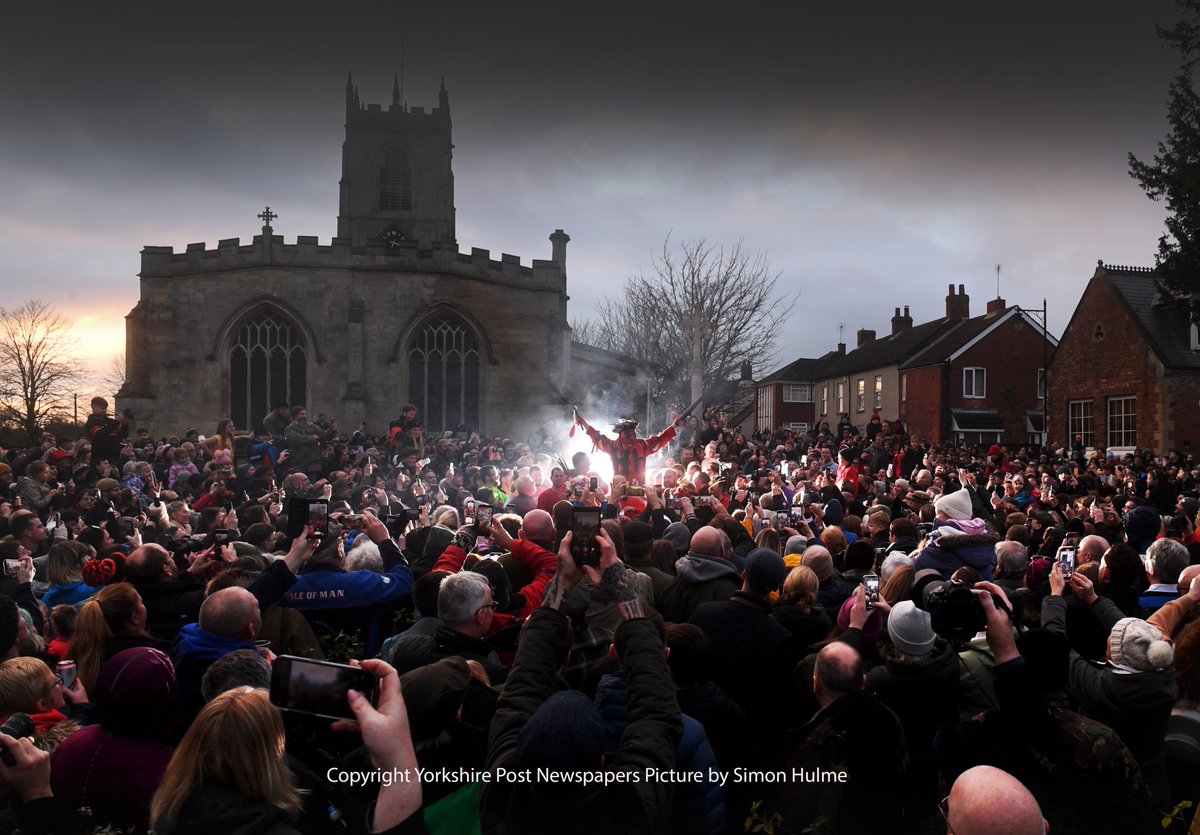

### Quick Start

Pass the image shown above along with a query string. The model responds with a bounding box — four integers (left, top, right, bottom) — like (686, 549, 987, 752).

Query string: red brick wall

(1046, 273, 1162, 451)
(952, 315, 1050, 444)
(901, 365, 945, 443)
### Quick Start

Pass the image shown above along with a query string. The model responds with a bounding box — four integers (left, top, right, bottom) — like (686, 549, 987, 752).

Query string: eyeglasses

(938, 795, 954, 834)
(476, 602, 499, 614)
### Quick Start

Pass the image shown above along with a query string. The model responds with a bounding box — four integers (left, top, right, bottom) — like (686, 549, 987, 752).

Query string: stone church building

(118, 77, 635, 439)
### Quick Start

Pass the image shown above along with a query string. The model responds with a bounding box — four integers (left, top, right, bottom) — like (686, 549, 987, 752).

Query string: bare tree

(575, 237, 795, 404)
(0, 301, 82, 444)
(98, 350, 127, 403)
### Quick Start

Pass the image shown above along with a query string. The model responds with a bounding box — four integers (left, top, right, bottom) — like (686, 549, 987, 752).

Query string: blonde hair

(782, 565, 820, 606)
(0, 657, 54, 714)
(69, 583, 145, 693)
(432, 506, 460, 529)
(47, 541, 89, 586)
(150, 687, 301, 828)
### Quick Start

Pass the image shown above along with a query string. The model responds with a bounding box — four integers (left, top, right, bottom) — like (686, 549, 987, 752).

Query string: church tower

(336, 73, 455, 248)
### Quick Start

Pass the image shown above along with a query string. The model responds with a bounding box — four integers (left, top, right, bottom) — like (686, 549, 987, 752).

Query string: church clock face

(381, 227, 408, 250)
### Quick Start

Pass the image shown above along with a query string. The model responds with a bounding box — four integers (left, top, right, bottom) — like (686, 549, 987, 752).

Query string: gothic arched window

(229, 310, 307, 432)
(407, 316, 480, 432)
(378, 147, 413, 212)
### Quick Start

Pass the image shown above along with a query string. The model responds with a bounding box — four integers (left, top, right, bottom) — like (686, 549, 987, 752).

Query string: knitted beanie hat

(1108, 618, 1174, 672)
(887, 600, 936, 656)
(934, 488, 973, 521)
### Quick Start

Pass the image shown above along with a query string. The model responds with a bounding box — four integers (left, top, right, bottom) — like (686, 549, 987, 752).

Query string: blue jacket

(171, 623, 255, 712)
(913, 519, 999, 580)
(594, 672, 725, 835)
(286, 539, 413, 656)
(42, 581, 101, 611)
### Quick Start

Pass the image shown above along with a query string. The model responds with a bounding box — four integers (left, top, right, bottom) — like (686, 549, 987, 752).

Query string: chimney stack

(549, 229, 570, 269)
(857, 328, 876, 347)
(946, 284, 970, 319)
(837, 342, 846, 355)
(986, 296, 1006, 315)
(891, 306, 913, 335)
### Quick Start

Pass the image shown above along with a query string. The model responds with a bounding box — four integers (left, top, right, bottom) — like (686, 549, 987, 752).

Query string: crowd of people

(0, 395, 1197, 834)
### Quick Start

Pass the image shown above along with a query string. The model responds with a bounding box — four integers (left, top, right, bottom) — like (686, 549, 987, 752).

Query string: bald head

(801, 545, 834, 583)
(813, 642, 863, 708)
(948, 766, 1045, 835)
(690, 526, 729, 559)
(521, 509, 556, 547)
(199, 587, 261, 640)
(1180, 563, 1200, 593)
(1078, 535, 1109, 566)
(125, 543, 174, 582)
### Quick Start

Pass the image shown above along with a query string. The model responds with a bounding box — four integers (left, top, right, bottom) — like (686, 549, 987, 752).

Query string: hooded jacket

(659, 552, 741, 623)
(912, 518, 999, 579)
(153, 783, 300, 835)
(170, 623, 255, 712)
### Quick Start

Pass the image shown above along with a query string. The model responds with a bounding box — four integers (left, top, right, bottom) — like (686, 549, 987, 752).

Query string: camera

(0, 714, 35, 766)
(922, 580, 1010, 644)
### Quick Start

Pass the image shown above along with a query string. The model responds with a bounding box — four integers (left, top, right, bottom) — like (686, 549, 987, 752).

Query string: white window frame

(820, 385, 828, 416)
(788, 422, 809, 434)
(1107, 396, 1136, 449)
(963, 367, 986, 399)
(837, 382, 845, 414)
(1191, 323, 1200, 351)
(873, 375, 883, 410)
(782, 383, 813, 403)
(856, 378, 866, 412)
(1068, 399, 1093, 450)
(1037, 369, 1045, 400)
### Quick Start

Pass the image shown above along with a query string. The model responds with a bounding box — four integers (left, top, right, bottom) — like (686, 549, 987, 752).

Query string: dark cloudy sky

(0, 1, 1183, 385)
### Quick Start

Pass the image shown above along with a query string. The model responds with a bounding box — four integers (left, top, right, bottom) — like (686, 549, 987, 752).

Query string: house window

(901, 373, 907, 402)
(1037, 369, 1045, 400)
(1068, 399, 1093, 449)
(856, 379, 866, 412)
(788, 422, 810, 434)
(837, 382, 845, 414)
(1107, 396, 1136, 448)
(1191, 323, 1200, 351)
(963, 367, 986, 399)
(1093, 323, 1105, 343)
(873, 375, 883, 410)
(756, 388, 774, 432)
(820, 385, 828, 416)
(782, 383, 813, 403)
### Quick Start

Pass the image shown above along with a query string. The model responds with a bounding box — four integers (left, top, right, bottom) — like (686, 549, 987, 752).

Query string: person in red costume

(573, 409, 683, 485)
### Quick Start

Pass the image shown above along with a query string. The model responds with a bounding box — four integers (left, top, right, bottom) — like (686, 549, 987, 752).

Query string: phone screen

(571, 507, 602, 568)
(269, 656, 378, 721)
(475, 504, 494, 529)
(864, 574, 880, 608)
(1057, 545, 1076, 577)
(307, 502, 328, 541)
(285, 496, 310, 539)
(589, 476, 599, 492)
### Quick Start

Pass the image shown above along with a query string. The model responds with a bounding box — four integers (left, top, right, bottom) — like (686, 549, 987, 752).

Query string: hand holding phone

(570, 507, 602, 568)
(270, 656, 379, 721)
(864, 573, 880, 609)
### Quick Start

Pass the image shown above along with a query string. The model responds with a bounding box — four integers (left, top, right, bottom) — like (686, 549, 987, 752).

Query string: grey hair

(343, 538, 383, 573)
(1147, 538, 1189, 584)
(437, 571, 492, 629)
(995, 540, 1030, 574)
(880, 553, 911, 581)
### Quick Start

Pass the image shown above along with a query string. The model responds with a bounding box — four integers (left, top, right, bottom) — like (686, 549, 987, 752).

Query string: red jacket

(433, 538, 558, 632)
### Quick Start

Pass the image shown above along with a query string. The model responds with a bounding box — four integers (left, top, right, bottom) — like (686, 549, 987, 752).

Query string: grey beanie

(784, 534, 809, 556)
(887, 600, 936, 656)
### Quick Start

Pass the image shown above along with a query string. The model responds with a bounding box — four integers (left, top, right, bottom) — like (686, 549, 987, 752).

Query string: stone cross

(258, 206, 278, 227)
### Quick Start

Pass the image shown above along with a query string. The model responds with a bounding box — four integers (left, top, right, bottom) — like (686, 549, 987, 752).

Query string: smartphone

(1057, 542, 1076, 578)
(790, 505, 805, 522)
(120, 518, 136, 539)
(269, 656, 378, 721)
(475, 503, 494, 530)
(917, 522, 934, 539)
(213, 528, 230, 544)
(2, 560, 18, 578)
(571, 506, 602, 568)
(667, 497, 683, 512)
(285, 496, 310, 539)
(762, 514, 774, 530)
(589, 476, 599, 492)
(307, 501, 328, 542)
(864, 574, 880, 609)
(694, 495, 711, 507)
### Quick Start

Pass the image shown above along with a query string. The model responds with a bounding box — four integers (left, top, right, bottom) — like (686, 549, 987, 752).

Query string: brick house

(752, 355, 837, 434)
(1046, 262, 1200, 455)
(808, 285, 1055, 444)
